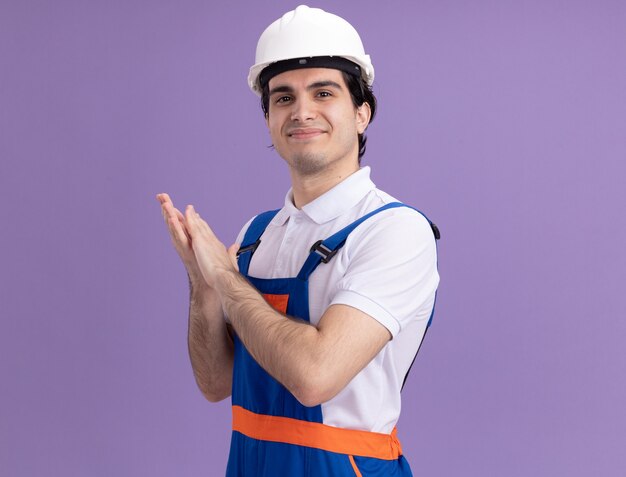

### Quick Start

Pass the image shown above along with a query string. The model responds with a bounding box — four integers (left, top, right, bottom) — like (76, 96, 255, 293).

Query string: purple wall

(2, 1, 625, 475)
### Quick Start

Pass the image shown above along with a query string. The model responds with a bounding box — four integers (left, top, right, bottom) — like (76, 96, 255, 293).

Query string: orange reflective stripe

(349, 455, 363, 476)
(263, 293, 289, 313)
(232, 405, 402, 460)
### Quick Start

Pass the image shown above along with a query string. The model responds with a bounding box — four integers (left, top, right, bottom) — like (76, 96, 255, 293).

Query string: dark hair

(260, 71, 377, 163)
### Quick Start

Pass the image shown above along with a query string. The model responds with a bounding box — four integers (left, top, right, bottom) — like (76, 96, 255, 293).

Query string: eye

(317, 91, 332, 98)
(275, 95, 292, 104)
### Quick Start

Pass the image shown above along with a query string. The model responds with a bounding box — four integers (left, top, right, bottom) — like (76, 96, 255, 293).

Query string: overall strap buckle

(237, 239, 261, 257)
(310, 240, 337, 264)
(430, 222, 441, 240)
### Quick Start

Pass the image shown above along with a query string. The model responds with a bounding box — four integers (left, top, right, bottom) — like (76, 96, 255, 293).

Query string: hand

(156, 193, 205, 285)
(184, 204, 239, 289)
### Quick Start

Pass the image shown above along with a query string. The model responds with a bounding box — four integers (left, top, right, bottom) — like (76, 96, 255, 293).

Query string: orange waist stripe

(232, 405, 403, 460)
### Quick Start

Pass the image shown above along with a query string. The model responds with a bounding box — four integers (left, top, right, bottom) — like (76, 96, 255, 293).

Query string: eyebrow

(268, 80, 344, 96)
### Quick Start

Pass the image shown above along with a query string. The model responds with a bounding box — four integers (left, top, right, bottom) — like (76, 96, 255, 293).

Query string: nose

(290, 96, 316, 122)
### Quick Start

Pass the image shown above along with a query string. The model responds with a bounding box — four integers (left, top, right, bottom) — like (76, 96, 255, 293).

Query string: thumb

(227, 243, 240, 271)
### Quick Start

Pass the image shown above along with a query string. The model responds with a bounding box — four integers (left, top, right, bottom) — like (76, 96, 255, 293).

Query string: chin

(288, 151, 329, 176)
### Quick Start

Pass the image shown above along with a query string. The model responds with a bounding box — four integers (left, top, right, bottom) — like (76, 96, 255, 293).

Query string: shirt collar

(271, 166, 376, 226)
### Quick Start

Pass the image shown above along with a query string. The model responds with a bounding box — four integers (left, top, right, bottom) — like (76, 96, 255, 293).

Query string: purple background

(2, 1, 625, 475)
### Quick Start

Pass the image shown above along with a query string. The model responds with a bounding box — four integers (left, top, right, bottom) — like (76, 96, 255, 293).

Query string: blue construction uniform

(227, 202, 439, 477)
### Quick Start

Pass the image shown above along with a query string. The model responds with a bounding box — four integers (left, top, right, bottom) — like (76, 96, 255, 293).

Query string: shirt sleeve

(330, 208, 439, 337)
(235, 216, 256, 246)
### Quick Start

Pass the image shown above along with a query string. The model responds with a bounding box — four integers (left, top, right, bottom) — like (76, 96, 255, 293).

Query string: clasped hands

(156, 193, 239, 289)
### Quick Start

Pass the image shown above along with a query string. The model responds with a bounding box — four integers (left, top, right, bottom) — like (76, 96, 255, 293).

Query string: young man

(157, 6, 439, 476)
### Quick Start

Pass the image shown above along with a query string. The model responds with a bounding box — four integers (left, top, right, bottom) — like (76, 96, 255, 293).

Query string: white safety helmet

(248, 5, 375, 96)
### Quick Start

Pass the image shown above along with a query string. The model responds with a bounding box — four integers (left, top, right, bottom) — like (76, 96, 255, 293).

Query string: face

(266, 68, 371, 177)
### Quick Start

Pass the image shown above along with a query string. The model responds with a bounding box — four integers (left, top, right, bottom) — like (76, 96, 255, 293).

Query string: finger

(163, 203, 190, 245)
(163, 200, 182, 219)
(185, 205, 205, 226)
(227, 243, 240, 271)
(159, 195, 177, 223)
(174, 208, 192, 242)
(156, 192, 172, 205)
(185, 204, 196, 225)
(162, 201, 178, 223)
(157, 193, 169, 220)
(185, 205, 202, 238)
(167, 214, 189, 246)
(186, 205, 216, 239)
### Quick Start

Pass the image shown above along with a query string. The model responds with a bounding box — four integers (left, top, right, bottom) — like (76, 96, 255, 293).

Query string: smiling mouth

(287, 129, 325, 140)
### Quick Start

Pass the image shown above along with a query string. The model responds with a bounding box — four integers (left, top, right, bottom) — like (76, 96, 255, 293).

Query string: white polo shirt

(235, 166, 439, 434)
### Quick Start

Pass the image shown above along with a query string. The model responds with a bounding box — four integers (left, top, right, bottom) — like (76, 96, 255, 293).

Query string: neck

(289, 160, 359, 208)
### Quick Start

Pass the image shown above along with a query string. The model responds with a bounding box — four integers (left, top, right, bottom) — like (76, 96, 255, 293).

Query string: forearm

(216, 270, 324, 405)
(188, 277, 234, 402)
(179, 203, 390, 408)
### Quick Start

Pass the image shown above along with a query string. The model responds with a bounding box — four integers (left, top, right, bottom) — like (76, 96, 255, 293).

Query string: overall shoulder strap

(297, 203, 412, 279)
(296, 202, 441, 326)
(236, 209, 280, 276)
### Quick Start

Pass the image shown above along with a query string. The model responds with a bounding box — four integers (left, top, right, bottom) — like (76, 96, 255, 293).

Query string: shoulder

(235, 216, 256, 245)
(345, 199, 437, 258)
(332, 200, 440, 335)
(235, 208, 283, 245)
(363, 188, 436, 232)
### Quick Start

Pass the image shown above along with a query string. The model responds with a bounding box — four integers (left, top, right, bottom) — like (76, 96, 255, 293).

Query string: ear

(355, 102, 371, 134)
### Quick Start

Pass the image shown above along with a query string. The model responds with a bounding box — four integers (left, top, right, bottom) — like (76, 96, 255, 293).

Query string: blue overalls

(227, 202, 439, 477)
